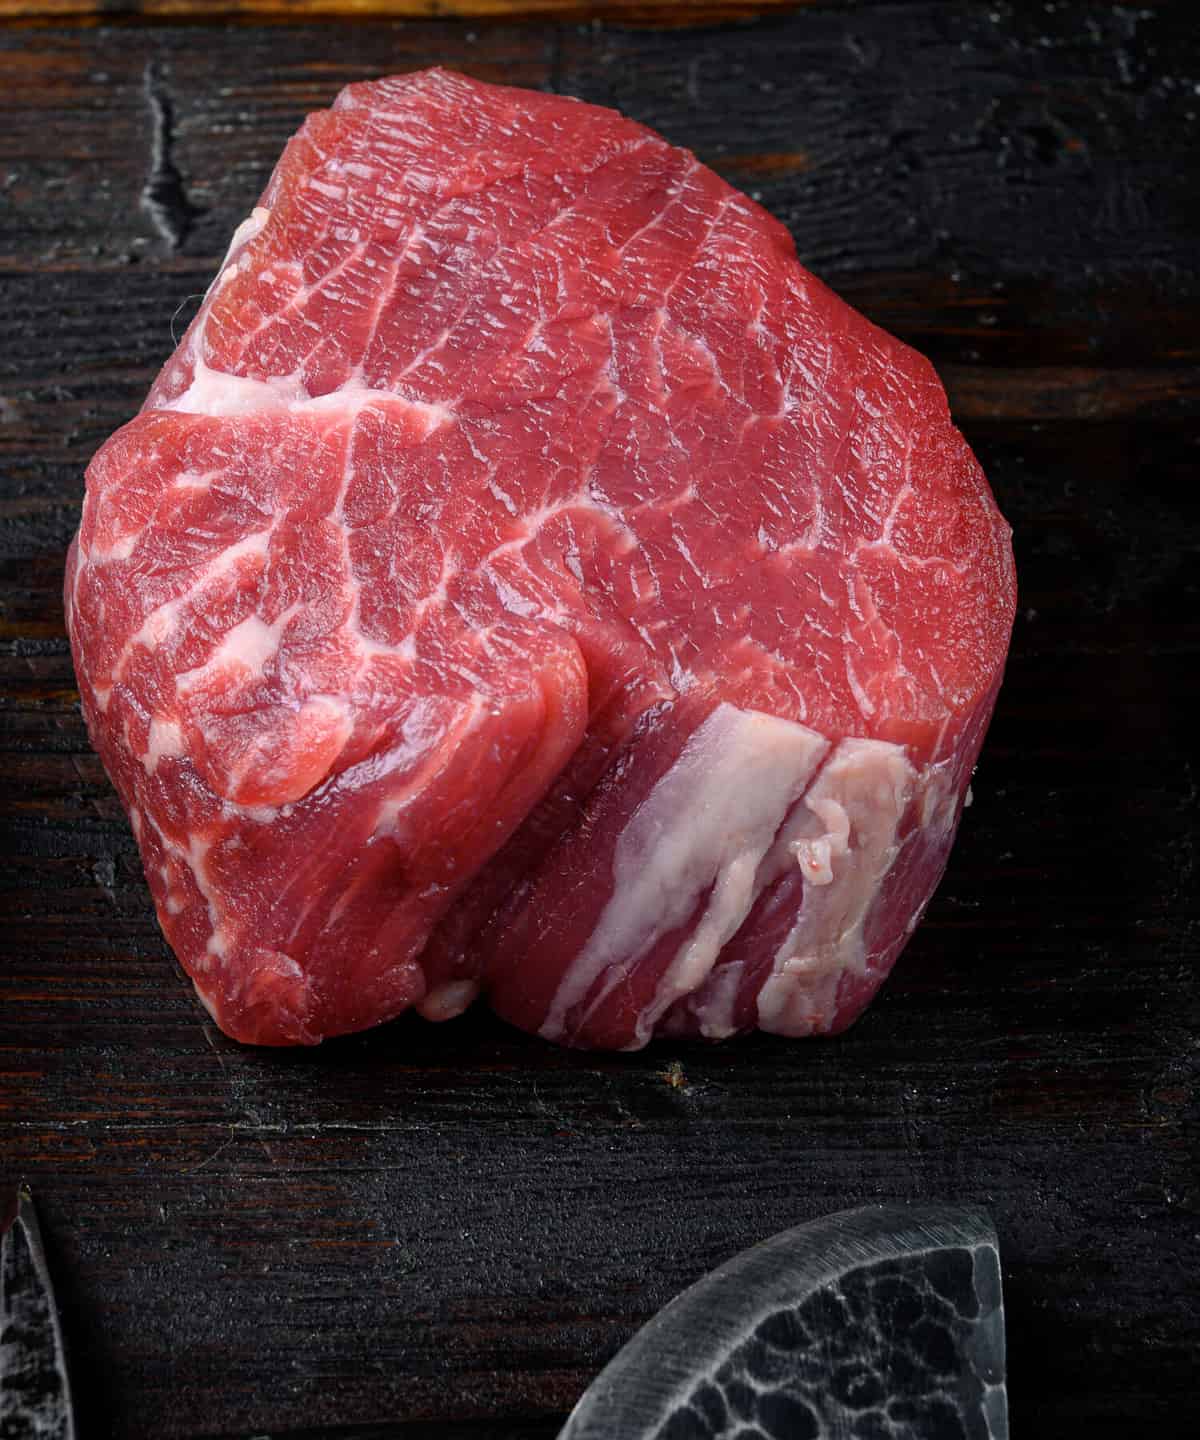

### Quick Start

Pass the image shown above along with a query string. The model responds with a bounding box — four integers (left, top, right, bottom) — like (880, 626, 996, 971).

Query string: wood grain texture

(1, 5, 1198, 1438)
(0, 0, 1186, 19)
(0, 0, 813, 24)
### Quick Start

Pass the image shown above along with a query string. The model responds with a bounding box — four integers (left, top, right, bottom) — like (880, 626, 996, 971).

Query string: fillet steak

(65, 69, 1016, 1048)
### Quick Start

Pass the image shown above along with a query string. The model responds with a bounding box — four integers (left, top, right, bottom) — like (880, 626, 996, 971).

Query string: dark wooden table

(2, 3, 1197, 1436)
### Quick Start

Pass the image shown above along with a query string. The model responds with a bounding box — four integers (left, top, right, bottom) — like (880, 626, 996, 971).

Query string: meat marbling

(65, 69, 1016, 1048)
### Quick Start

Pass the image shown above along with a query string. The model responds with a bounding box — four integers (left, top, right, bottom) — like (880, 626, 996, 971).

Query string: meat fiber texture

(65, 70, 1016, 1050)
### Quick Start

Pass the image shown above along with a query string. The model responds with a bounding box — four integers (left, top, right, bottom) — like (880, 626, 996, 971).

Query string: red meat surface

(65, 69, 1015, 1048)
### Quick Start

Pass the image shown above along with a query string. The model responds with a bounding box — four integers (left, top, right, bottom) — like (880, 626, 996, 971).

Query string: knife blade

(1, 1185, 77, 1440)
(560, 1204, 1007, 1440)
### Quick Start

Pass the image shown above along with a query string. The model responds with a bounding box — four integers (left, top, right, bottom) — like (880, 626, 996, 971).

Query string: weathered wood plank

(0, 0, 1187, 18)
(1, 5, 1196, 290)
(941, 364, 1200, 421)
(0, 0, 811, 24)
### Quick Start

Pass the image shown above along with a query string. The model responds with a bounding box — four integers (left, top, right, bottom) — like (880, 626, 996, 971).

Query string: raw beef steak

(65, 69, 1016, 1048)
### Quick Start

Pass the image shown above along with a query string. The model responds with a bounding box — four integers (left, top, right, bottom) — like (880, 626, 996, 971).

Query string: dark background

(1, 2, 1197, 1436)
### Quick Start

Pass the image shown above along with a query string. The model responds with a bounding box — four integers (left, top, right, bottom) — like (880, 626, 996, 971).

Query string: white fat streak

(308, 177, 346, 201)
(172, 469, 216, 493)
(539, 704, 830, 1047)
(142, 715, 185, 774)
(177, 611, 285, 694)
(416, 979, 482, 1023)
(228, 206, 271, 257)
(140, 807, 228, 970)
(166, 362, 309, 417)
(674, 957, 746, 1041)
(187, 832, 231, 963)
(91, 529, 141, 564)
(165, 359, 453, 433)
(844, 653, 876, 718)
(756, 738, 916, 1037)
(115, 528, 273, 675)
(211, 210, 271, 296)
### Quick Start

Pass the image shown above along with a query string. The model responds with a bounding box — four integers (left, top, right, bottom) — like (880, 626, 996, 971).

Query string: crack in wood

(140, 60, 200, 253)
(545, 28, 564, 97)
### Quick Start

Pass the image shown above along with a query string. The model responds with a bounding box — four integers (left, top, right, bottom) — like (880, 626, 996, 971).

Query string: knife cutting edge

(560, 1204, 1008, 1440)
(1, 1185, 77, 1439)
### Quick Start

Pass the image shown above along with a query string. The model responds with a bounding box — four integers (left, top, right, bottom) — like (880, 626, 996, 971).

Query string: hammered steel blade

(1, 1187, 77, 1440)
(559, 1204, 1007, 1440)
